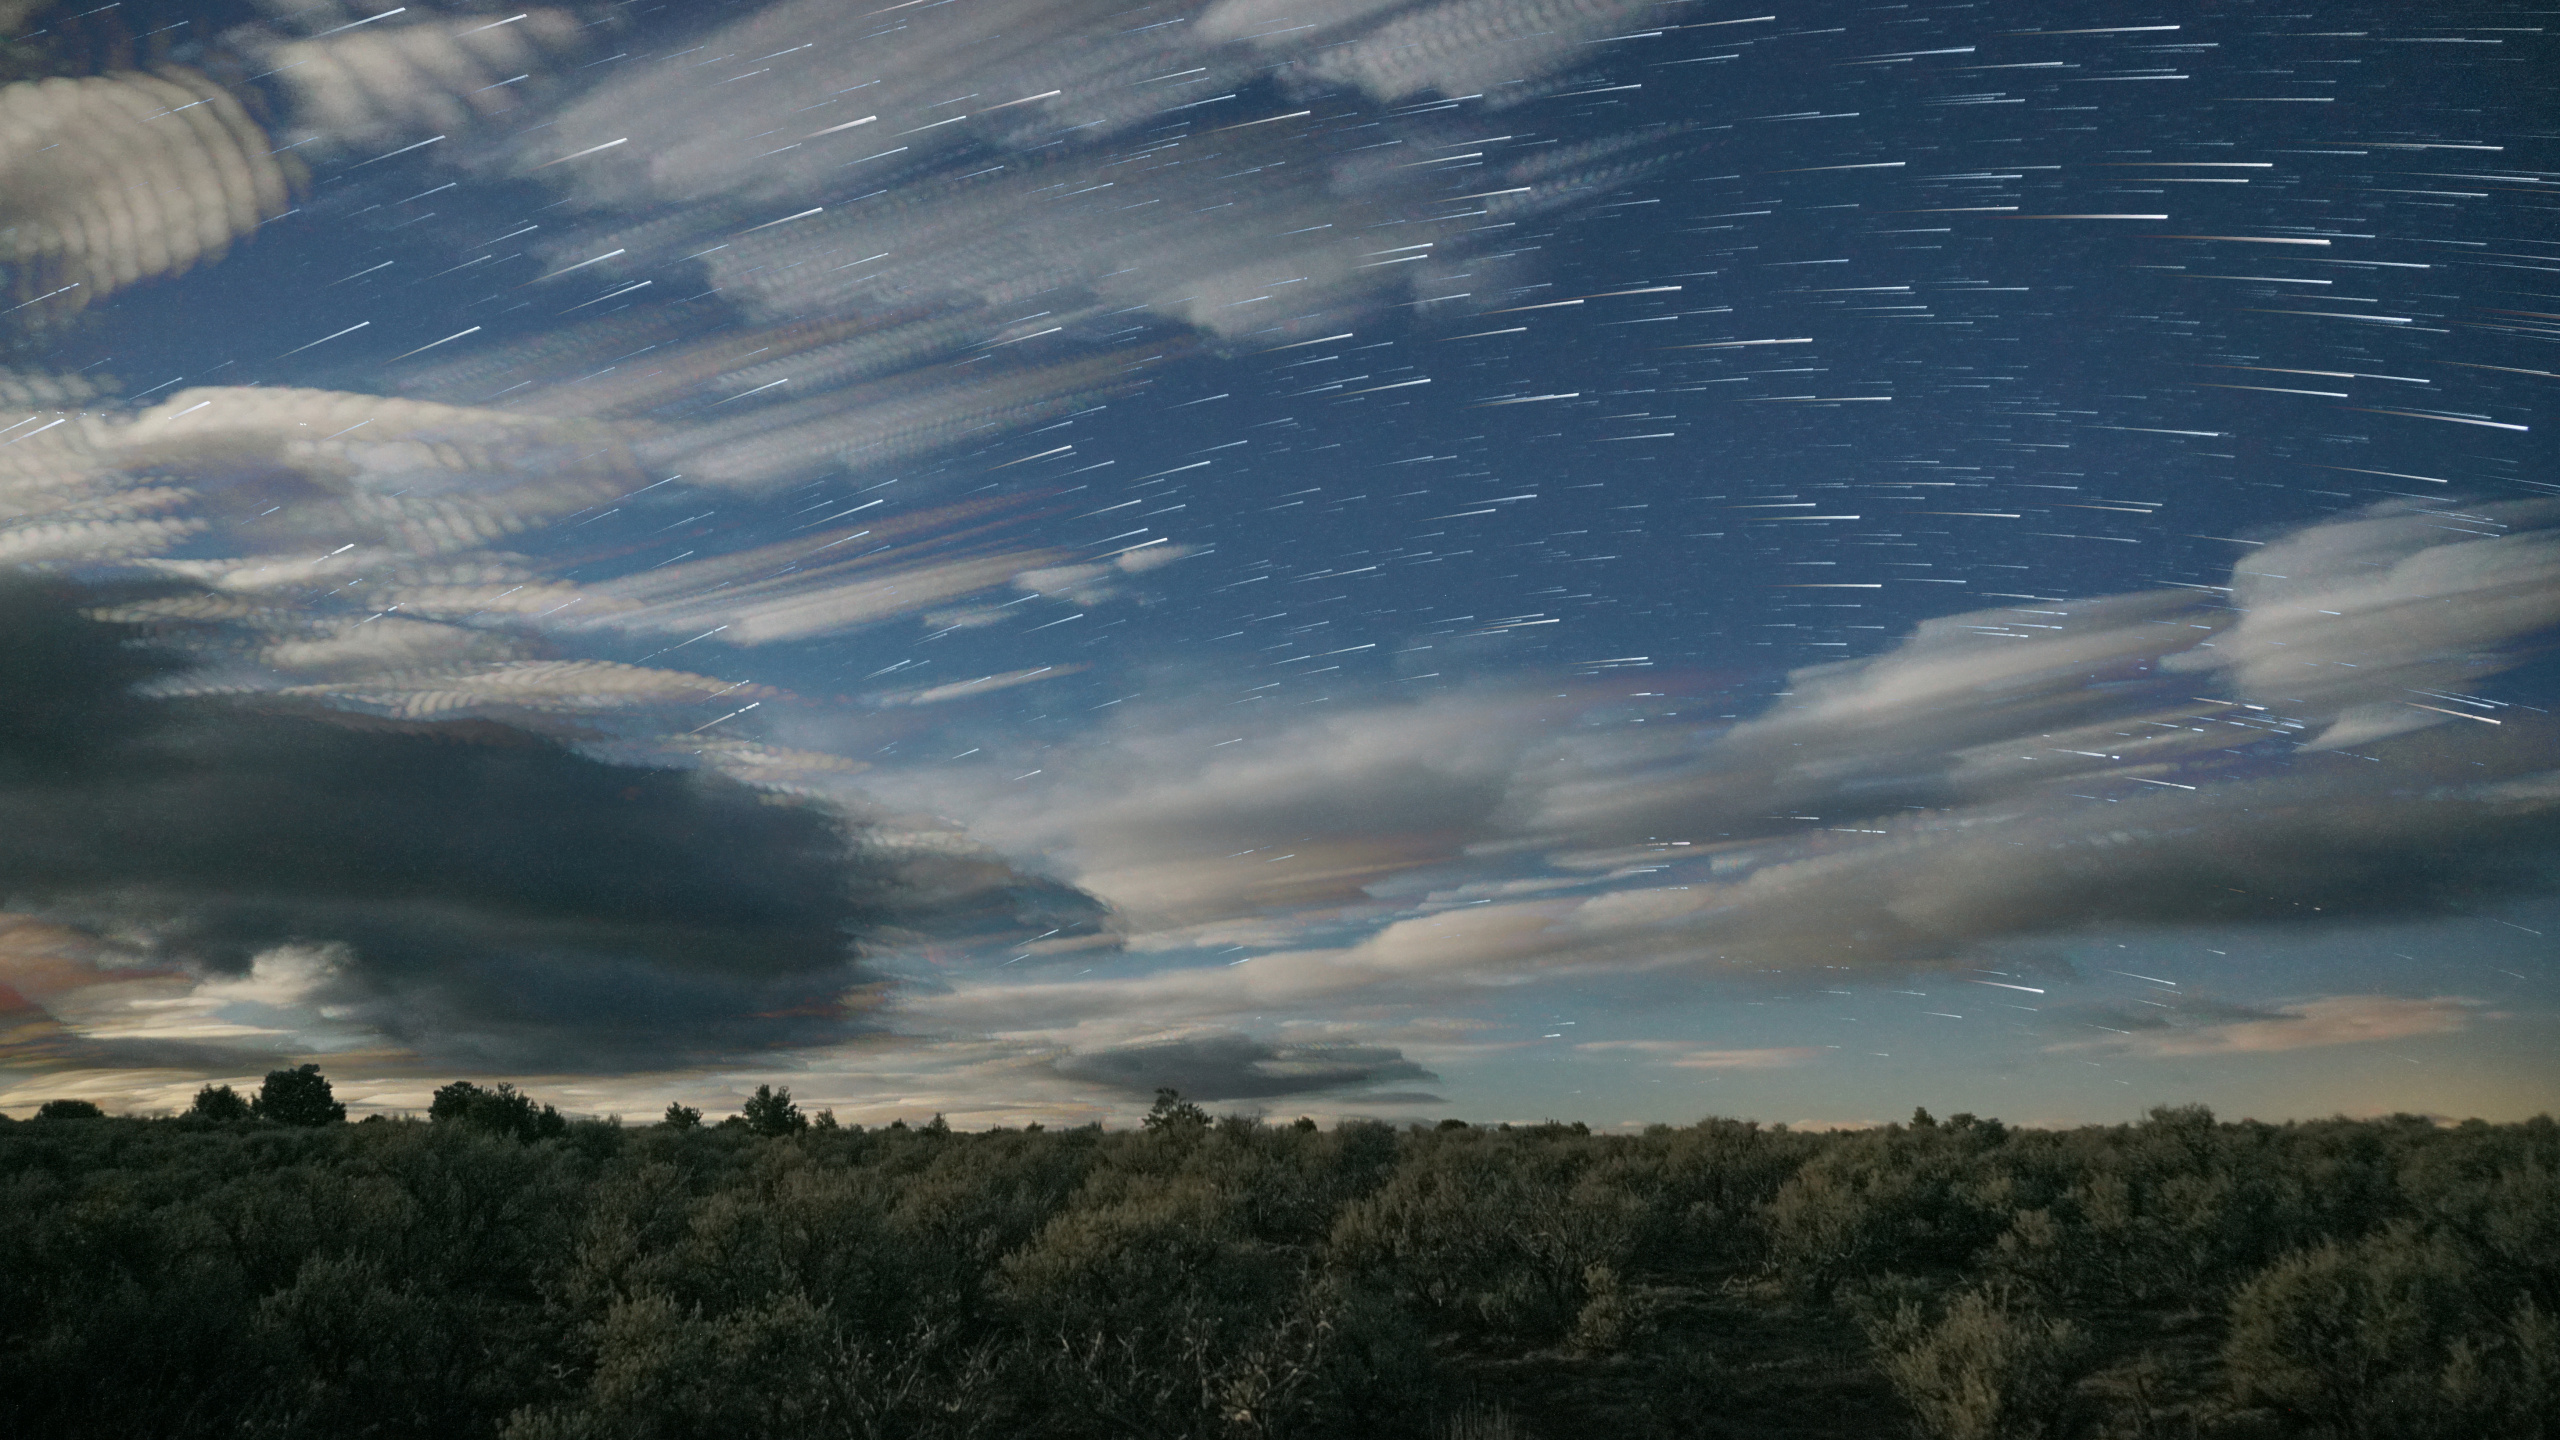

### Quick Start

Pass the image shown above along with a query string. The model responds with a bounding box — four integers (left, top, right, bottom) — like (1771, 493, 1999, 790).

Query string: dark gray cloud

(0, 577, 1091, 1068)
(1051, 1031, 1439, 1102)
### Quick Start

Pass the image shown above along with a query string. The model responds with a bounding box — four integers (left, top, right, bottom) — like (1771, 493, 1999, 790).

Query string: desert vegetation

(1, 1080, 2550, 1439)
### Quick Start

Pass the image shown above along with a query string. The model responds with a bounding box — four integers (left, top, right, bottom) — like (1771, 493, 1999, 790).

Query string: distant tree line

(1, 1077, 2551, 1439)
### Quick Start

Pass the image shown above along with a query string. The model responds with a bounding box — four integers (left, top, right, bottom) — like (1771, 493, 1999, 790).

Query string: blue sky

(1, 0, 2554, 1127)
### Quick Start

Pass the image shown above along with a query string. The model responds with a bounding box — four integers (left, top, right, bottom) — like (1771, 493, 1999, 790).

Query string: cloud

(554, 495, 1081, 644)
(0, 577, 1091, 1069)
(912, 691, 1556, 932)
(1575, 1041, 1824, 1070)
(1051, 1031, 1439, 1101)
(345, 0, 1683, 501)
(2052, 995, 2480, 1058)
(903, 504, 2560, 1035)
(2, 385, 631, 588)
(2167, 499, 2560, 748)
(872, 666, 1085, 709)
(1537, 499, 2560, 848)
(242, 7, 598, 152)
(920, 731, 2560, 1035)
(0, 70, 296, 311)
(1297, 0, 1661, 105)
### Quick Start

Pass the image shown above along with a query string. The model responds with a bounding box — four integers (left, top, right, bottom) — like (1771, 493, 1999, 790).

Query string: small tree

(252, 1064, 346, 1126)
(186, 1084, 252, 1121)
(34, 1098, 104, 1120)
(1143, 1087, 1209, 1133)
(739, 1083, 806, 1137)
(662, 1101, 703, 1129)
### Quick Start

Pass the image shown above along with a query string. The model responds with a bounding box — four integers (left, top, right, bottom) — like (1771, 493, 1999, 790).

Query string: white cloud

(2168, 499, 2560, 747)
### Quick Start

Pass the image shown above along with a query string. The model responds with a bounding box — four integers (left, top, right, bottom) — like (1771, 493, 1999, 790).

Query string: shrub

(1328, 1127, 1640, 1343)
(2221, 1226, 2550, 1438)
(1865, 1287, 2090, 1440)
(1566, 1262, 1661, 1356)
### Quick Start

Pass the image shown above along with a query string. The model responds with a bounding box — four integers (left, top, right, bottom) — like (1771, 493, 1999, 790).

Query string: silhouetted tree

(1143, 1086, 1208, 1132)
(662, 1101, 702, 1128)
(186, 1083, 251, 1121)
(739, 1083, 806, 1136)
(252, 1064, 346, 1126)
(34, 1098, 103, 1119)
(430, 1081, 567, 1141)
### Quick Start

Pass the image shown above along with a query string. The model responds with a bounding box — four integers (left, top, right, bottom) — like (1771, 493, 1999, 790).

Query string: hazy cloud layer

(2052, 995, 2481, 1059)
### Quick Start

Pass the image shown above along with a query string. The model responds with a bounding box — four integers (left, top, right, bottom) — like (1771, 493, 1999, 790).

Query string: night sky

(2, 0, 2555, 1127)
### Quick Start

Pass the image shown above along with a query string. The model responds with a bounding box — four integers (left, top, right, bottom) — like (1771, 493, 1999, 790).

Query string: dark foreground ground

(2, 1101, 2552, 1439)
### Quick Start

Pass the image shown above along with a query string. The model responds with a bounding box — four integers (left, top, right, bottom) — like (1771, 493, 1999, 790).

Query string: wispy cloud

(1575, 1041, 1825, 1070)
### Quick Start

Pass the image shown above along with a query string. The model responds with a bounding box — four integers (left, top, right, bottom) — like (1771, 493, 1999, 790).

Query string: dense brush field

(2, 1098, 2553, 1439)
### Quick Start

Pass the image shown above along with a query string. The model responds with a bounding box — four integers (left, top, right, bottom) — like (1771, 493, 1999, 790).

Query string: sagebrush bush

(2223, 1226, 2555, 1439)
(1865, 1287, 2090, 1440)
